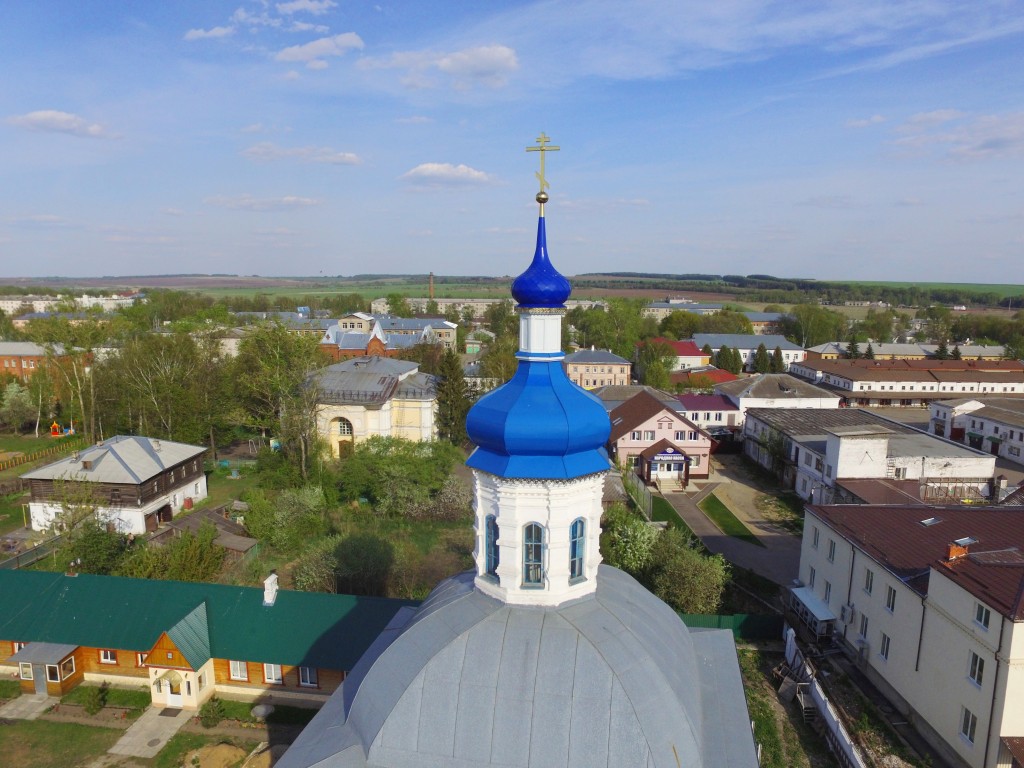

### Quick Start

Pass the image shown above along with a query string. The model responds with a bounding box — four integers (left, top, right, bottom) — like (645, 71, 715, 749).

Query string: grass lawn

(153, 732, 260, 768)
(196, 467, 260, 511)
(0, 434, 61, 454)
(650, 495, 694, 536)
(0, 678, 23, 700)
(0, 719, 121, 768)
(0, 491, 29, 536)
(61, 684, 150, 717)
(699, 493, 765, 547)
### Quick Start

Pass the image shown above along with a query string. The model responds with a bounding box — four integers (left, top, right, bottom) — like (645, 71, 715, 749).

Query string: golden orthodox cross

(526, 133, 560, 193)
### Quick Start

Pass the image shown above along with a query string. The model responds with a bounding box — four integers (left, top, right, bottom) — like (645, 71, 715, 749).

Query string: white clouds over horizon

(275, 33, 364, 68)
(401, 163, 493, 185)
(242, 142, 360, 164)
(184, 26, 234, 41)
(360, 45, 518, 90)
(7, 110, 115, 139)
(204, 194, 322, 211)
(277, 0, 337, 15)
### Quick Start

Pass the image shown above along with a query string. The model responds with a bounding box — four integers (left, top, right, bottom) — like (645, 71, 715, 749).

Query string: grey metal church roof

(277, 567, 758, 768)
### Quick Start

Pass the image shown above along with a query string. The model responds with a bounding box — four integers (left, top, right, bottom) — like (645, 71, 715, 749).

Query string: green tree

(0, 381, 34, 432)
(864, 343, 876, 360)
(293, 535, 343, 592)
(769, 346, 785, 373)
(424, 299, 440, 316)
(479, 335, 518, 384)
(752, 343, 770, 373)
(934, 338, 950, 360)
(951, 344, 963, 360)
(659, 311, 701, 341)
(846, 337, 861, 360)
(61, 521, 129, 575)
(335, 533, 394, 596)
(647, 528, 731, 614)
(637, 339, 676, 389)
(601, 504, 657, 575)
(435, 348, 470, 444)
(385, 293, 413, 317)
(782, 303, 848, 348)
(234, 323, 324, 439)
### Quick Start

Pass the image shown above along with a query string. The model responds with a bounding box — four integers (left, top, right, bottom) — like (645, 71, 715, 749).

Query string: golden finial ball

(536, 191, 549, 204)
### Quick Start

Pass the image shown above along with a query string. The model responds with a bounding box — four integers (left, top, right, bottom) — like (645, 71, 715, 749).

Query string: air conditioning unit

(840, 603, 856, 624)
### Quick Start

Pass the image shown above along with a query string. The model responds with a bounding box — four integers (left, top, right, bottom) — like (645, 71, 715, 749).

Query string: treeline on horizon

(575, 272, 1023, 308)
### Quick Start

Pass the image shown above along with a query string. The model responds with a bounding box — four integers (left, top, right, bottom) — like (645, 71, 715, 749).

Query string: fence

(0, 534, 65, 570)
(621, 469, 653, 520)
(0, 437, 86, 473)
(679, 613, 784, 641)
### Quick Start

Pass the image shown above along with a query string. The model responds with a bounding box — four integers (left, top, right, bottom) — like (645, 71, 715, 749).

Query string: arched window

(485, 515, 499, 577)
(336, 418, 353, 436)
(569, 518, 585, 581)
(523, 523, 545, 587)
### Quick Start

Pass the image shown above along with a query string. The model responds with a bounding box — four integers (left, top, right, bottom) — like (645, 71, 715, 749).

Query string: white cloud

(183, 26, 234, 41)
(277, 0, 336, 15)
(161, 207, 187, 216)
(7, 110, 114, 139)
(361, 44, 518, 89)
(401, 163, 492, 185)
(10, 214, 79, 229)
(275, 32, 364, 68)
(396, 115, 433, 124)
(242, 142, 360, 164)
(232, 7, 282, 28)
(796, 194, 860, 209)
(847, 114, 885, 128)
(204, 194, 322, 210)
(290, 21, 329, 33)
(900, 109, 966, 130)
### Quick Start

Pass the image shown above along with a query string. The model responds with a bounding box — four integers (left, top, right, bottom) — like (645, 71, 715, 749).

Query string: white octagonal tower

(465, 136, 611, 606)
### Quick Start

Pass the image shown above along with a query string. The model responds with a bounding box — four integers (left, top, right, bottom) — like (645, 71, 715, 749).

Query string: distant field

(840, 281, 1024, 298)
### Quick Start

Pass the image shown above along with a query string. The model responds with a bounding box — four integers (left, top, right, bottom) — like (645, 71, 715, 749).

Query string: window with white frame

(264, 663, 283, 684)
(229, 660, 248, 681)
(19, 663, 32, 680)
(299, 666, 319, 687)
(864, 568, 874, 595)
(859, 614, 869, 639)
(569, 518, 585, 582)
(880, 632, 891, 660)
(808, 566, 816, 588)
(968, 652, 984, 686)
(46, 665, 60, 682)
(136, 653, 148, 667)
(61, 657, 75, 680)
(643, 430, 655, 441)
(885, 585, 896, 612)
(100, 649, 117, 664)
(812, 527, 819, 548)
(975, 603, 991, 630)
(960, 707, 978, 744)
(631, 431, 641, 440)
(827, 539, 836, 562)
(823, 580, 831, 604)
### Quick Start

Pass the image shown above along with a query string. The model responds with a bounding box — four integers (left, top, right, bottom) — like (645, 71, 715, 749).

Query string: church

(276, 137, 759, 768)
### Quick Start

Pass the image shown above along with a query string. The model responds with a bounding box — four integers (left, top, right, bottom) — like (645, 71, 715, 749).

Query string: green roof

(0, 571, 416, 670)
(166, 602, 211, 669)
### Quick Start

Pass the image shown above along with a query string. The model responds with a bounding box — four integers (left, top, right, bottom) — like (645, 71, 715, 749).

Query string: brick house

(608, 390, 712, 486)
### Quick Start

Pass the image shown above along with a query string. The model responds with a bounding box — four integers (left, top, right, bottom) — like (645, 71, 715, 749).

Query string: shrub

(83, 683, 108, 715)
(199, 696, 226, 728)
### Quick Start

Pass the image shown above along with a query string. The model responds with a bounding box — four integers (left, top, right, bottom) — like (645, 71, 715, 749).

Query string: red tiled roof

(670, 368, 739, 385)
(639, 337, 705, 357)
(810, 504, 1024, 620)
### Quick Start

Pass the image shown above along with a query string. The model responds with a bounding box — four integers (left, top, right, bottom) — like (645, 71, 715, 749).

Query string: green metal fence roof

(0, 570, 417, 670)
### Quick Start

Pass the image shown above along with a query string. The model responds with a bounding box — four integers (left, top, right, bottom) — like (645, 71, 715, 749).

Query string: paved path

(0, 693, 55, 720)
(107, 706, 190, 759)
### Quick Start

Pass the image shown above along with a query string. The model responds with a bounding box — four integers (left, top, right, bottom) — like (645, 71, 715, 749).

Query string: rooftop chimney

(947, 536, 978, 562)
(263, 571, 279, 606)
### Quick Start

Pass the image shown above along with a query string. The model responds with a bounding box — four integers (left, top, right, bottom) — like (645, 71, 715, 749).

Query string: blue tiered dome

(466, 213, 611, 480)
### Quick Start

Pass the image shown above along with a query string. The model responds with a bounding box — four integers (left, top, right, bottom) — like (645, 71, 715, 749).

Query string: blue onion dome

(510, 217, 571, 308)
(466, 360, 611, 479)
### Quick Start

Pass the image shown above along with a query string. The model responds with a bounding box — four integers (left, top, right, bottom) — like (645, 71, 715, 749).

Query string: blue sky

(2, 0, 1023, 281)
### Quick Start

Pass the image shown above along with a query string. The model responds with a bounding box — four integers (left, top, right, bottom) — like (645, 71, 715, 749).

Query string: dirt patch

(184, 742, 248, 768)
